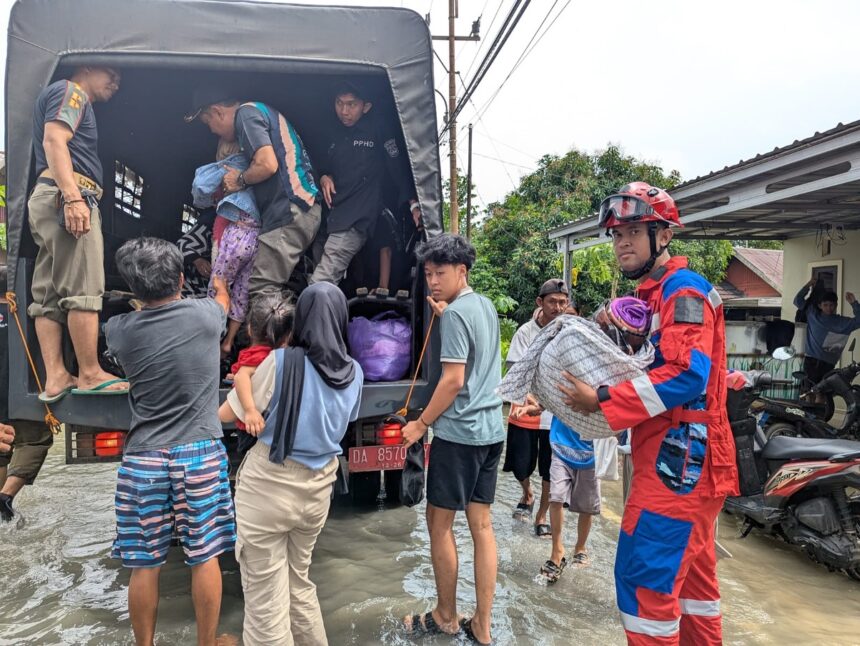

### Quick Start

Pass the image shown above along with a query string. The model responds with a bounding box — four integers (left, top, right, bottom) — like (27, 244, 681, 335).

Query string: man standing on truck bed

(186, 88, 321, 299)
(311, 82, 420, 288)
(401, 234, 504, 646)
(28, 66, 129, 401)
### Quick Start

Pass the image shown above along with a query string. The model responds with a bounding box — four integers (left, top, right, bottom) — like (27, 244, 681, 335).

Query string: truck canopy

(4, 0, 443, 424)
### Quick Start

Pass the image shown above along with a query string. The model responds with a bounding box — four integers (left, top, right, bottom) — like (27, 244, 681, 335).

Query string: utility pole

(447, 0, 458, 234)
(429, 2, 479, 235)
(466, 122, 473, 241)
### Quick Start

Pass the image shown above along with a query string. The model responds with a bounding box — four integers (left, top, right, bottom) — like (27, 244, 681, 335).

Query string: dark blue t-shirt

(32, 80, 103, 184)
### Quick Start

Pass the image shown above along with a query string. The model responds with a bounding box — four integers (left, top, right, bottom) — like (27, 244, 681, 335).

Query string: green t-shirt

(434, 287, 505, 446)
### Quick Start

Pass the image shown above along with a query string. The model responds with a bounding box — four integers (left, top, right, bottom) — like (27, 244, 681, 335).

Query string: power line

(462, 0, 509, 80)
(442, 0, 531, 134)
(474, 0, 572, 122)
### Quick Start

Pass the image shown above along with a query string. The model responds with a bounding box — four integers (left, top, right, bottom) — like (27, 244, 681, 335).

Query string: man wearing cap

(503, 278, 571, 537)
(187, 89, 321, 298)
(28, 66, 128, 402)
(310, 82, 420, 288)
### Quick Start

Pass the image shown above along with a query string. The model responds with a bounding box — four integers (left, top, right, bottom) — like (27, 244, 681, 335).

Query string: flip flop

(540, 557, 567, 583)
(571, 551, 591, 567)
(38, 386, 74, 403)
(512, 501, 534, 519)
(71, 378, 129, 396)
(460, 618, 493, 646)
(404, 611, 457, 636)
(534, 523, 552, 538)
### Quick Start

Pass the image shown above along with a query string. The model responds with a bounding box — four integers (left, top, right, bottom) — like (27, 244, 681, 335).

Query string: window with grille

(181, 205, 199, 234)
(114, 161, 143, 218)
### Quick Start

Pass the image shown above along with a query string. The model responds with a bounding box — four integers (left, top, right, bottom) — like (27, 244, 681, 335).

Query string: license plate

(348, 443, 430, 473)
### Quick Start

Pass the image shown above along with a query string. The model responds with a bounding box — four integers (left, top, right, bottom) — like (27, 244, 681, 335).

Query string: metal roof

(549, 119, 860, 250)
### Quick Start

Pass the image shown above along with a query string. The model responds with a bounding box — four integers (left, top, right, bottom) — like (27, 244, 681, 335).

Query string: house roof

(732, 247, 783, 293)
(549, 119, 860, 250)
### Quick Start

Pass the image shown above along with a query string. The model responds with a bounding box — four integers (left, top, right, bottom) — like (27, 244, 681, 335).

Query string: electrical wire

(473, 0, 572, 122)
(441, 0, 530, 133)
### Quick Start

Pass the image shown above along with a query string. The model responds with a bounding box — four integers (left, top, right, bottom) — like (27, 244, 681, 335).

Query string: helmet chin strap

(620, 223, 668, 280)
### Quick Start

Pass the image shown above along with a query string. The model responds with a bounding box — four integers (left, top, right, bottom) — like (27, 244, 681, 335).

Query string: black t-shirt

(235, 104, 297, 234)
(321, 115, 414, 236)
(32, 80, 103, 183)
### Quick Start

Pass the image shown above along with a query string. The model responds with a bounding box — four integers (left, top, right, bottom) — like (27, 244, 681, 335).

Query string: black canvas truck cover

(4, 0, 443, 425)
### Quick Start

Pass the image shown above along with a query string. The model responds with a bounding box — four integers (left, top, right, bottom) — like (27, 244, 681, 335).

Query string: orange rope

(396, 311, 437, 417)
(4, 292, 62, 434)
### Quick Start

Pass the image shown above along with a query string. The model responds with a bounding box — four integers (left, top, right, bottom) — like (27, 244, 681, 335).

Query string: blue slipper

(71, 378, 129, 396)
(38, 386, 74, 403)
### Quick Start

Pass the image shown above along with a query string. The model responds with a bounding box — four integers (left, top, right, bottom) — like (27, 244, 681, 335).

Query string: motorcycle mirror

(772, 346, 795, 361)
(791, 370, 806, 381)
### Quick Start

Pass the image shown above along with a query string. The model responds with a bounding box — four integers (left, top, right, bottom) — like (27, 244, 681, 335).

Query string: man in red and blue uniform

(560, 182, 737, 645)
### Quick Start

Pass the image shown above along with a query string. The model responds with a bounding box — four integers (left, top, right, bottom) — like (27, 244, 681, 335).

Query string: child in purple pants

(209, 210, 260, 355)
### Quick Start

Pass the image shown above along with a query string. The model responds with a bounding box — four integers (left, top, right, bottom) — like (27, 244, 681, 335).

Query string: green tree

(469, 144, 740, 318)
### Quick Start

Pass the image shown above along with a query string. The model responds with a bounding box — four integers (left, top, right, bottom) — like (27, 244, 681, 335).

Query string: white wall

(781, 230, 860, 366)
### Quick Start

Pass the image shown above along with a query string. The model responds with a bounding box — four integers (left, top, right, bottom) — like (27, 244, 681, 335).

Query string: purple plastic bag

(347, 311, 412, 381)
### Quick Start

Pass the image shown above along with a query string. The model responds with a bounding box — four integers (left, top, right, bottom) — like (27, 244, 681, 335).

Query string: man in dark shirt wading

(28, 66, 129, 401)
(186, 89, 321, 299)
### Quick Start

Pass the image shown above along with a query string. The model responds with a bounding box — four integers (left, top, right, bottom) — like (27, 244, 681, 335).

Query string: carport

(550, 119, 860, 283)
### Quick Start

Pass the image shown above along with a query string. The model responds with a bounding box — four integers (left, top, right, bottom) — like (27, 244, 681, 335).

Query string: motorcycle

(724, 369, 860, 579)
(759, 339, 860, 441)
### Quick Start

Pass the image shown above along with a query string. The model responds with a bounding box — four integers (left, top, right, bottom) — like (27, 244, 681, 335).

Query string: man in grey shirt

(401, 234, 504, 646)
(105, 237, 234, 646)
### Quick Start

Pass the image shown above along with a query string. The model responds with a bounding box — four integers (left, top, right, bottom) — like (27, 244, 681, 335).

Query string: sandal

(512, 500, 534, 520)
(461, 618, 493, 646)
(404, 611, 456, 636)
(540, 557, 567, 583)
(571, 551, 591, 567)
(534, 523, 551, 538)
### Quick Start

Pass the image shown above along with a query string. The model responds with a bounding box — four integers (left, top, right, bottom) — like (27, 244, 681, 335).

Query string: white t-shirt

(506, 319, 552, 430)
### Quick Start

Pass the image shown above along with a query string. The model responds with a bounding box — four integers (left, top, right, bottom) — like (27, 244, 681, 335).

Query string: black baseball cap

(538, 279, 569, 298)
(184, 86, 237, 123)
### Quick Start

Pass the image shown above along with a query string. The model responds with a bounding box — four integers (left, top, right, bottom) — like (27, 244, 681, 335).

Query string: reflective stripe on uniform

(708, 288, 722, 309)
(679, 598, 721, 617)
(632, 374, 667, 417)
(650, 312, 661, 333)
(619, 612, 680, 637)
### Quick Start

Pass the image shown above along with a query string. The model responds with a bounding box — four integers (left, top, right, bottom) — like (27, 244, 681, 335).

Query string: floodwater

(2, 436, 860, 645)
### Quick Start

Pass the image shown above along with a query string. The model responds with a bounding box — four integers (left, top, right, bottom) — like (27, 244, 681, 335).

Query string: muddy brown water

(2, 436, 860, 645)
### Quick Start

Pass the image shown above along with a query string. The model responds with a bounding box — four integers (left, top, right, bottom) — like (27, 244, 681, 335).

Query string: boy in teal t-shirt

(400, 234, 503, 646)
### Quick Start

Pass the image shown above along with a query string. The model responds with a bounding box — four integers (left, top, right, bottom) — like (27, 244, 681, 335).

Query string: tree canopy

(466, 144, 735, 322)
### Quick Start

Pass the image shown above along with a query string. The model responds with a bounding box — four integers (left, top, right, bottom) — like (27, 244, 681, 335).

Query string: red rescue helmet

(598, 182, 682, 230)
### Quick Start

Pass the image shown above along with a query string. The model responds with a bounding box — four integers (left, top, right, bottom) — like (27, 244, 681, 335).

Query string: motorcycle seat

(761, 435, 860, 462)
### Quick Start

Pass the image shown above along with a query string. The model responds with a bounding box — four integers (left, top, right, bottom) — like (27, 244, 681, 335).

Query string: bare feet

(215, 634, 239, 646)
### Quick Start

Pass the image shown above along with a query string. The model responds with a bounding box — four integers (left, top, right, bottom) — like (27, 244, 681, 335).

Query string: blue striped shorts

(111, 439, 236, 568)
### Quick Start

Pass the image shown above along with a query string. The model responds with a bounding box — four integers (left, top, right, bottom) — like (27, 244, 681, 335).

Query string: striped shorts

(112, 439, 236, 568)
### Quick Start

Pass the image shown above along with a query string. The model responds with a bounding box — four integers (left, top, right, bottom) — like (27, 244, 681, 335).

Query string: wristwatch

(237, 172, 248, 190)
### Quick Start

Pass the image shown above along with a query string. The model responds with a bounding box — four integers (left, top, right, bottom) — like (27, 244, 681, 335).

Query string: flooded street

(2, 437, 860, 645)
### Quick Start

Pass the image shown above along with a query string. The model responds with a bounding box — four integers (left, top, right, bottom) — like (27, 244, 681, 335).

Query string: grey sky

(4, 0, 860, 212)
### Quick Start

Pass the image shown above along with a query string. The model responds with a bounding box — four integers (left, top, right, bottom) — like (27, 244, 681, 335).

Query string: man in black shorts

(401, 234, 504, 646)
(504, 279, 571, 537)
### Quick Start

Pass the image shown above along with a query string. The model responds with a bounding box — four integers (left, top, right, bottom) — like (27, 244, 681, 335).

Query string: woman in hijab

(219, 282, 364, 646)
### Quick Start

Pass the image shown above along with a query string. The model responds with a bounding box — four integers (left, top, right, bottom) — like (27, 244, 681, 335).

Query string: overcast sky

(4, 0, 860, 212)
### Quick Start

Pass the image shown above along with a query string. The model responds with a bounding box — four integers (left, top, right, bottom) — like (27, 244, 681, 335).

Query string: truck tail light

(95, 431, 125, 457)
(375, 423, 403, 446)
